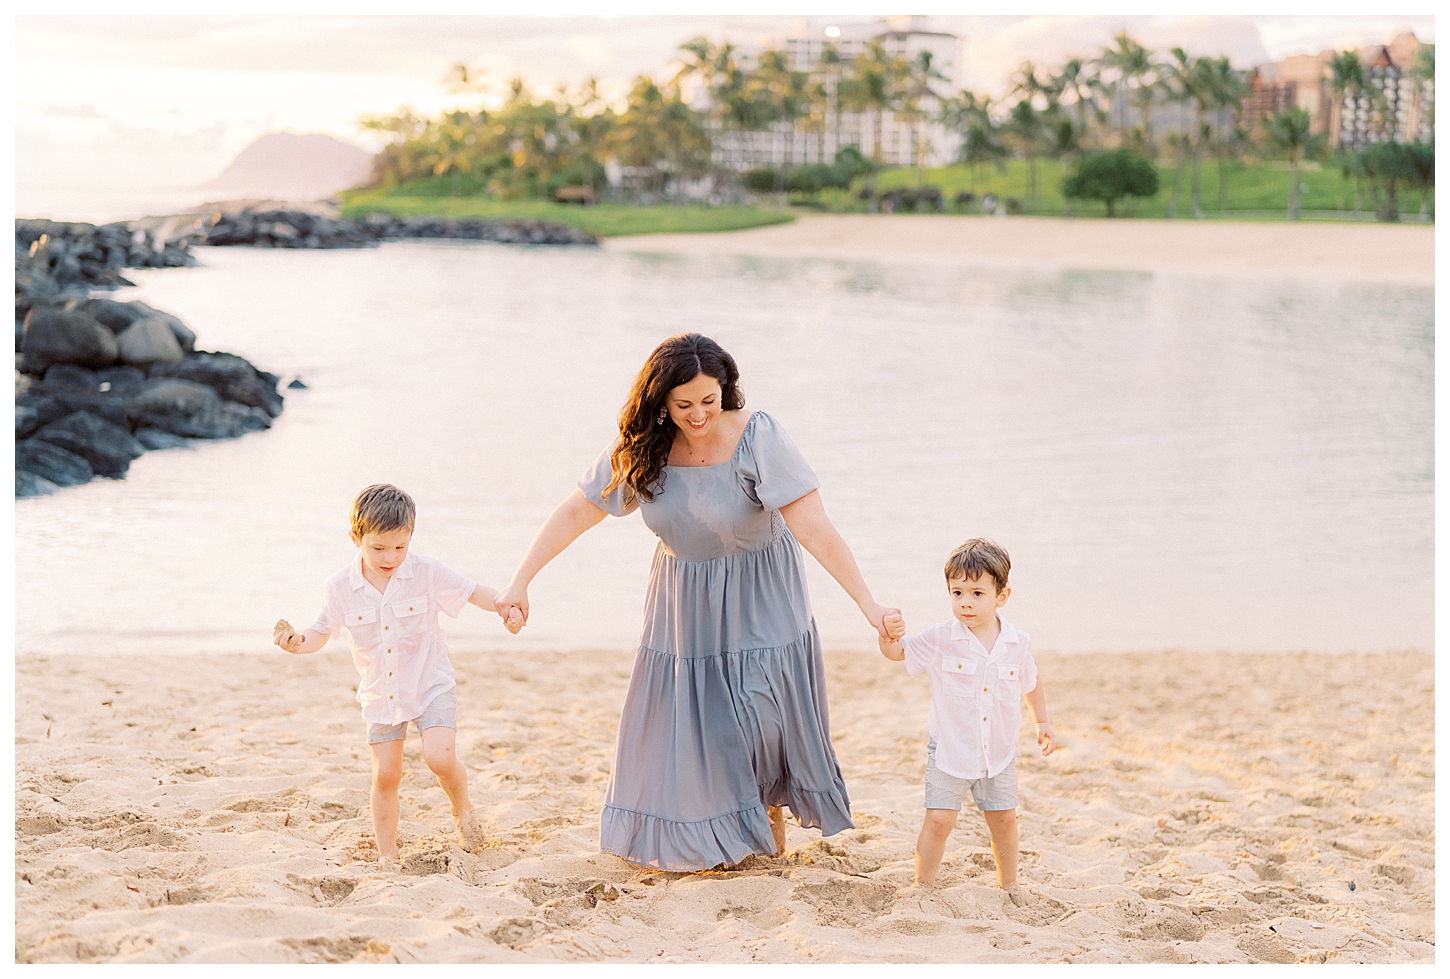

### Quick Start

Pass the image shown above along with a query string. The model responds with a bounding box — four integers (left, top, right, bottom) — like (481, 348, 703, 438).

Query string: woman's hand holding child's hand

(494, 585, 529, 630)
(882, 610, 906, 642)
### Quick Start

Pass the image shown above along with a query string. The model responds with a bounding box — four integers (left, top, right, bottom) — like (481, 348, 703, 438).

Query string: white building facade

(706, 18, 967, 172)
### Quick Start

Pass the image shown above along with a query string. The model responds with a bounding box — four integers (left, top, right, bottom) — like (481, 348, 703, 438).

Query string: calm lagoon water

(13, 240, 1433, 656)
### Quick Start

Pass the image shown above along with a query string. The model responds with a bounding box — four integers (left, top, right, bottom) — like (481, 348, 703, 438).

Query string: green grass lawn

(339, 187, 796, 237)
(863, 158, 1435, 221)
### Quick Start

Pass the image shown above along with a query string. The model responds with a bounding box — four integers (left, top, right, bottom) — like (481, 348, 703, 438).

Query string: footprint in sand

(280, 936, 396, 964)
(790, 877, 896, 927)
(1000, 885, 1071, 926)
(284, 873, 359, 906)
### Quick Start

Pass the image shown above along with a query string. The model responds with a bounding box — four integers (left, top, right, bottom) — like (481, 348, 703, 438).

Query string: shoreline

(605, 213, 1435, 287)
(17, 647, 1433, 963)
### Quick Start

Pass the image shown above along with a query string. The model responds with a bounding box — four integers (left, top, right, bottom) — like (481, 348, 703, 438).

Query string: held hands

(494, 583, 529, 632)
(1036, 722, 1056, 757)
(863, 602, 903, 640)
(881, 610, 906, 642)
(273, 618, 304, 654)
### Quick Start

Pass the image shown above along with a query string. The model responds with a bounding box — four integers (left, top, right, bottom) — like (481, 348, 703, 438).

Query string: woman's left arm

(779, 489, 896, 638)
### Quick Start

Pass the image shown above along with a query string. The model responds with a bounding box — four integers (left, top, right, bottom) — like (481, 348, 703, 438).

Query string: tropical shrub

(1062, 148, 1160, 216)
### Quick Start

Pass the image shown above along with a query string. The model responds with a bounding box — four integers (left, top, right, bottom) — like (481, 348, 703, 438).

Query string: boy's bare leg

(768, 805, 787, 856)
(421, 726, 485, 851)
(914, 808, 958, 886)
(983, 808, 1019, 888)
(369, 740, 405, 861)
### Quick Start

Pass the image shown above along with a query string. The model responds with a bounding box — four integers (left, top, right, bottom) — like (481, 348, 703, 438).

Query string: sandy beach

(607, 213, 1435, 287)
(15, 646, 1432, 963)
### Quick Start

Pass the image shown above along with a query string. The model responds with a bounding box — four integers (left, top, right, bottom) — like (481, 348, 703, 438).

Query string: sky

(13, 9, 1436, 215)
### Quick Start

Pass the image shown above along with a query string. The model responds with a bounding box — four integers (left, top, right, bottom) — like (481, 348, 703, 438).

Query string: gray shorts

(366, 689, 457, 745)
(924, 738, 1018, 812)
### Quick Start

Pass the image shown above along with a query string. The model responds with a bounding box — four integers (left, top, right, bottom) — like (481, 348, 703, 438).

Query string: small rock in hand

(274, 618, 297, 645)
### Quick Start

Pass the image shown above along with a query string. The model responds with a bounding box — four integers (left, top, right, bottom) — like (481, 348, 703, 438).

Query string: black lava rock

(20, 306, 119, 374)
(150, 352, 285, 418)
(133, 428, 195, 451)
(16, 439, 95, 487)
(16, 470, 61, 498)
(33, 411, 146, 479)
(15, 392, 68, 440)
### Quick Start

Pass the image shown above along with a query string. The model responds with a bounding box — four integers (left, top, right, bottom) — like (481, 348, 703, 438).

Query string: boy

(879, 538, 1054, 894)
(274, 483, 521, 867)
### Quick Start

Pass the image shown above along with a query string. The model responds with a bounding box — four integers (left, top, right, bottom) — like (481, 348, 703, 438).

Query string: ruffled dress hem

(600, 803, 776, 872)
(758, 773, 854, 837)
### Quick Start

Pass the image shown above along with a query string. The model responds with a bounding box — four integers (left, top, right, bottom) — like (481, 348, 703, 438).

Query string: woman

(495, 333, 896, 871)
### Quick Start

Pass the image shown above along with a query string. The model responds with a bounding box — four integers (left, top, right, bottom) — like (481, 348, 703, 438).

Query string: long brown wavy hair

(605, 333, 745, 505)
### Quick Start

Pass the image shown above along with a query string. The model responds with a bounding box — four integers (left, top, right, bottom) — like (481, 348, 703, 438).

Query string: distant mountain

(201, 132, 373, 200)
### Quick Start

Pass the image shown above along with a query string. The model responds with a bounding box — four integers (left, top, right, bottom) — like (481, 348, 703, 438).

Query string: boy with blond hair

(275, 483, 520, 867)
(880, 538, 1054, 893)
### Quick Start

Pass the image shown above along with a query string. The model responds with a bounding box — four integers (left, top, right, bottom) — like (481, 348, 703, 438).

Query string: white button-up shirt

(309, 551, 476, 725)
(902, 614, 1038, 780)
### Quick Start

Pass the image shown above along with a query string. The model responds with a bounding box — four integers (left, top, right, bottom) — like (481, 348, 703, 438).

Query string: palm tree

(1409, 45, 1435, 134)
(750, 49, 810, 189)
(1328, 50, 1368, 151)
(1213, 124, 1250, 216)
(608, 76, 710, 199)
(1203, 56, 1248, 215)
(1361, 140, 1417, 221)
(1051, 57, 1097, 149)
(1005, 98, 1046, 204)
(815, 42, 849, 161)
(843, 40, 908, 207)
(1405, 140, 1434, 222)
(1160, 48, 1198, 217)
(1098, 32, 1157, 152)
(901, 49, 949, 182)
(1261, 107, 1320, 219)
(1339, 149, 1369, 219)
(940, 91, 1003, 191)
(1164, 49, 1243, 218)
(1010, 60, 1057, 111)
(674, 37, 745, 183)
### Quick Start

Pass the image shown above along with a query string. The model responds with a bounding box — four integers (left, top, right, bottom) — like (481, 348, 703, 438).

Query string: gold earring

(656, 406, 668, 424)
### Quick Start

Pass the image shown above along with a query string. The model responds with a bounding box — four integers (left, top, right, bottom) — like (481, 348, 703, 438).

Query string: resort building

(1242, 31, 1433, 149)
(702, 16, 966, 172)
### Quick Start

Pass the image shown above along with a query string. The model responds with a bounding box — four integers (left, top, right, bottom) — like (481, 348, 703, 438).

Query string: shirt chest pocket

(344, 606, 379, 645)
(940, 657, 979, 697)
(390, 598, 429, 636)
(996, 663, 1027, 695)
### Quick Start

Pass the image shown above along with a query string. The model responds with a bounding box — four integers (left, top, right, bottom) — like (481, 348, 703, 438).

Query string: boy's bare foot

(454, 807, 488, 853)
(768, 806, 787, 857)
(376, 856, 400, 874)
(1004, 883, 1031, 906)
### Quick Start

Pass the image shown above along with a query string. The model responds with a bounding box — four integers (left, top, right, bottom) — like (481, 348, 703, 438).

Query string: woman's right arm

(494, 488, 608, 626)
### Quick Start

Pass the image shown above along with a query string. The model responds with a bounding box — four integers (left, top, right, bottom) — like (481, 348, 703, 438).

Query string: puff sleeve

(577, 440, 641, 517)
(736, 411, 820, 512)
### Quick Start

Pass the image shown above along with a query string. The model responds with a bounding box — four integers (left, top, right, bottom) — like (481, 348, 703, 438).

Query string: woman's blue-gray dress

(578, 410, 854, 871)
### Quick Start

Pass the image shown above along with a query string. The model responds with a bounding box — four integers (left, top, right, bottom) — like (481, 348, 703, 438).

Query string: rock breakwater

(190, 206, 599, 248)
(15, 219, 284, 498)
